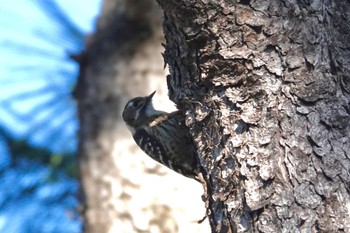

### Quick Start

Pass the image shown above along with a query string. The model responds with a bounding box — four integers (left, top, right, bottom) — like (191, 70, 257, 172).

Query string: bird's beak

(147, 91, 156, 101)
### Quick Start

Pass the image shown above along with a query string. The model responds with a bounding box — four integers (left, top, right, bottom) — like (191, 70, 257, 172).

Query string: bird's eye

(133, 101, 141, 108)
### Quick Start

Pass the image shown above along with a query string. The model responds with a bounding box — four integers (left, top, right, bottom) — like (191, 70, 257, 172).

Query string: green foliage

(3, 132, 78, 178)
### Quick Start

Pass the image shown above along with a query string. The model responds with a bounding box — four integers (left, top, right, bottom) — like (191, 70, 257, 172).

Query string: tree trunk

(158, 0, 350, 232)
(76, 0, 208, 232)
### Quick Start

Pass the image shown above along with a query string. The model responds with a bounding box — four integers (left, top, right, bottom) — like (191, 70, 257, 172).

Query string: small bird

(122, 91, 200, 180)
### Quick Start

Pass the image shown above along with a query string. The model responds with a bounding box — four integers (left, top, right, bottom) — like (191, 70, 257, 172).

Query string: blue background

(0, 1, 101, 232)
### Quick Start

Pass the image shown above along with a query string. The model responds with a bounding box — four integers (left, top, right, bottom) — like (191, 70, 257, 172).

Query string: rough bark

(76, 0, 208, 232)
(158, 0, 350, 232)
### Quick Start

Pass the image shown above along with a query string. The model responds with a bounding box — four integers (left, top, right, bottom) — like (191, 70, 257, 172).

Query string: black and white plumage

(122, 91, 200, 180)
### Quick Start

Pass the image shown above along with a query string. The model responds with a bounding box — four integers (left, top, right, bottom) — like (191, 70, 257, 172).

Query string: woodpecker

(122, 91, 200, 180)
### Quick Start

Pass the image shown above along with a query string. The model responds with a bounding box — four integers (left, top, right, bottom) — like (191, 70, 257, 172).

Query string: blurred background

(0, 1, 209, 232)
(0, 0, 101, 232)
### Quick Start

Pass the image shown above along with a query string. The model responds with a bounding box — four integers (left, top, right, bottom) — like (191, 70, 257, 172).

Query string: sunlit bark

(158, 0, 350, 232)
